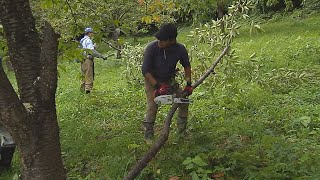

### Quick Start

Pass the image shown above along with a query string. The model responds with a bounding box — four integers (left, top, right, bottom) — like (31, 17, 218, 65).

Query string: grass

(2, 12, 320, 179)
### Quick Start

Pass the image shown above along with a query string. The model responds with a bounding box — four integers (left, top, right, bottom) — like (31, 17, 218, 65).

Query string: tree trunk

(0, 0, 66, 179)
(112, 28, 122, 59)
(217, 3, 225, 33)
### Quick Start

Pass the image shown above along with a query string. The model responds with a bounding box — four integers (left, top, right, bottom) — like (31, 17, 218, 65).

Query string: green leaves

(187, 0, 258, 88)
(192, 156, 209, 167)
(297, 116, 311, 128)
(182, 156, 212, 179)
(250, 22, 265, 35)
(175, 0, 235, 24)
(183, 156, 208, 167)
(141, 15, 153, 24)
(40, 0, 53, 9)
(121, 43, 144, 87)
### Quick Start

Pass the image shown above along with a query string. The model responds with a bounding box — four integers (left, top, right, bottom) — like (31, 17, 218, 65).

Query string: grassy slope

(2, 13, 320, 179)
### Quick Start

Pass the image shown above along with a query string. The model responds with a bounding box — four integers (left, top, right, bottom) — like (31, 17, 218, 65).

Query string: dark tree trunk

(292, 0, 303, 8)
(0, 0, 65, 179)
(112, 28, 122, 59)
(217, 3, 226, 33)
(217, 5, 225, 19)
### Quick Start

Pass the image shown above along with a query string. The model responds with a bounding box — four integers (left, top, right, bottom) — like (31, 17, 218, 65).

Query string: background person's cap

(154, 23, 177, 41)
(85, 27, 94, 33)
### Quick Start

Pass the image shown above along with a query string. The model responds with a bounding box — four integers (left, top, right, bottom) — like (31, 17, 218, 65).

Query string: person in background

(141, 23, 193, 139)
(80, 27, 108, 94)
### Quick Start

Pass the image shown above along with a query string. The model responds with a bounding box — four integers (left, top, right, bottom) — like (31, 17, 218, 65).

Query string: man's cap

(154, 23, 177, 41)
(84, 27, 94, 33)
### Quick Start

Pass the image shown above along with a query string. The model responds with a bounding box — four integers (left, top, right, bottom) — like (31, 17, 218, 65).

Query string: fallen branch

(192, 45, 230, 89)
(124, 44, 230, 180)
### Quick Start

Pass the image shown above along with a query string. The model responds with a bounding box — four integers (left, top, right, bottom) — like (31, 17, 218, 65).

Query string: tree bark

(124, 45, 230, 180)
(217, 3, 226, 33)
(0, 0, 65, 179)
(112, 28, 122, 59)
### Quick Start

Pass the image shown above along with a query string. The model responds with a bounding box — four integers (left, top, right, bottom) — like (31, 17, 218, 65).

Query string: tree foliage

(173, 0, 235, 24)
(302, 0, 320, 11)
(254, 0, 303, 13)
(27, 0, 179, 62)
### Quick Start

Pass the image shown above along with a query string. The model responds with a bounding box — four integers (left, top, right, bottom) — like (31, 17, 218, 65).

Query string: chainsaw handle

(154, 84, 171, 97)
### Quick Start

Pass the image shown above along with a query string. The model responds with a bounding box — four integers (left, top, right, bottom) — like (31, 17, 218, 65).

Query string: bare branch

(65, 0, 78, 27)
(101, 39, 122, 51)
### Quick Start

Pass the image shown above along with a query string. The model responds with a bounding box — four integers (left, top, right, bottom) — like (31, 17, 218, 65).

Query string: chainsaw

(154, 95, 192, 105)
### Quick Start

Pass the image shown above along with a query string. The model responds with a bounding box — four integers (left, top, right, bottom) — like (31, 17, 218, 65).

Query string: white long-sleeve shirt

(80, 35, 104, 58)
(80, 35, 94, 50)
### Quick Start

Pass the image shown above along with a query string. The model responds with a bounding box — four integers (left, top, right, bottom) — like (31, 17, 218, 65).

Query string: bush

(302, 0, 320, 11)
(121, 43, 145, 88)
(254, 0, 303, 14)
(173, 0, 234, 24)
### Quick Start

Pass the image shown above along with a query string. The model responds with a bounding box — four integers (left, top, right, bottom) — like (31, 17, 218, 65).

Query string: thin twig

(65, 0, 78, 28)
(101, 39, 122, 51)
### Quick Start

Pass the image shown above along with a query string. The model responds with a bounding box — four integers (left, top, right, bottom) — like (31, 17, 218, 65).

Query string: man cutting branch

(142, 23, 193, 139)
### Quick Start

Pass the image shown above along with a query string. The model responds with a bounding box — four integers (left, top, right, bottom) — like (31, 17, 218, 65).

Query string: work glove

(154, 84, 170, 97)
(183, 82, 193, 96)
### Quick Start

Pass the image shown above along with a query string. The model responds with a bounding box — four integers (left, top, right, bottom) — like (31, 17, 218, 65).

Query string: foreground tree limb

(124, 44, 230, 180)
(0, 0, 65, 179)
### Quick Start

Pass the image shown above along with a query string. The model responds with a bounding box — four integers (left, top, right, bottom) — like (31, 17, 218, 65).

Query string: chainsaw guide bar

(154, 95, 192, 105)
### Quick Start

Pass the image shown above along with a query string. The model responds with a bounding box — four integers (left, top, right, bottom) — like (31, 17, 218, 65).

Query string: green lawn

(3, 12, 320, 179)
